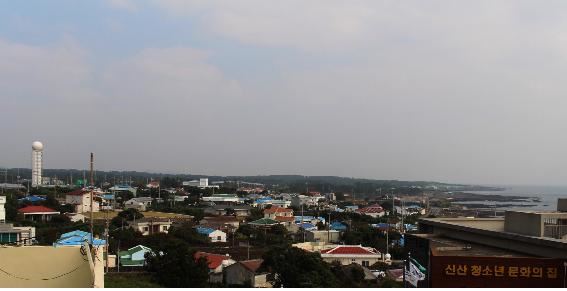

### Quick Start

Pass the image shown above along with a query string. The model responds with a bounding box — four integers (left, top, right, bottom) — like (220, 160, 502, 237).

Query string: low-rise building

(118, 245, 154, 267)
(305, 229, 340, 243)
(223, 259, 272, 288)
(18, 205, 60, 222)
(124, 197, 153, 211)
(65, 189, 100, 213)
(53, 230, 106, 247)
(202, 194, 240, 204)
(0, 223, 35, 245)
(263, 207, 293, 219)
(248, 218, 280, 228)
(196, 226, 227, 243)
(205, 204, 252, 217)
(195, 252, 236, 283)
(320, 245, 382, 267)
(129, 217, 172, 236)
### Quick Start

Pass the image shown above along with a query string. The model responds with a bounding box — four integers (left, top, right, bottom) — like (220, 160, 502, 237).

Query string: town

(0, 142, 565, 288)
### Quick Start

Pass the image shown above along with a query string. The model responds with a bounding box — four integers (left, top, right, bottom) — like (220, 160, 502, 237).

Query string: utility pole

(302, 204, 305, 243)
(90, 153, 94, 246)
(105, 218, 109, 273)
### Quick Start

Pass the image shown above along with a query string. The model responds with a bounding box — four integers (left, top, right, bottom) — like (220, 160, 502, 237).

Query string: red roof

(194, 252, 230, 270)
(263, 207, 293, 214)
(321, 246, 378, 255)
(18, 205, 59, 214)
(240, 259, 263, 272)
(66, 189, 89, 196)
(275, 216, 295, 222)
(356, 204, 384, 214)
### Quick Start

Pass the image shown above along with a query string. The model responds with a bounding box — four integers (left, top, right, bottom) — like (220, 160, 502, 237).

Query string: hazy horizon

(3, 1, 567, 186)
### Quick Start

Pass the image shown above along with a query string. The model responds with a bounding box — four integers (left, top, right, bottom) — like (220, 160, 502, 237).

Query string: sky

(2, 0, 567, 186)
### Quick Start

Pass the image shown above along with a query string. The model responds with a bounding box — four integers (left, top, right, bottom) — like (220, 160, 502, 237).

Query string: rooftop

(18, 205, 59, 214)
(240, 259, 263, 272)
(194, 252, 231, 270)
(321, 245, 380, 255)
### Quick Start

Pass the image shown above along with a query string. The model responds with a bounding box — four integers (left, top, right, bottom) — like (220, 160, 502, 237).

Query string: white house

(124, 197, 153, 212)
(196, 227, 227, 243)
(129, 218, 172, 236)
(65, 189, 99, 213)
(118, 245, 154, 267)
(194, 252, 236, 283)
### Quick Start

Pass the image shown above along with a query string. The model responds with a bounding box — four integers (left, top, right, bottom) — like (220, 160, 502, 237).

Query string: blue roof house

(53, 230, 106, 247)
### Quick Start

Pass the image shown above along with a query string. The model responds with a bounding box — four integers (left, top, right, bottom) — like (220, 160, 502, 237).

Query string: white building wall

(31, 150, 43, 187)
(0, 196, 5, 223)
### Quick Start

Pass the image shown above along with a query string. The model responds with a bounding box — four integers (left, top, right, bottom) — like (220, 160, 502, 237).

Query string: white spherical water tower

(31, 141, 44, 187)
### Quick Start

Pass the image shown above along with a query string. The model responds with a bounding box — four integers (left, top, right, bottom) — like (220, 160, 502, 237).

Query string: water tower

(31, 141, 43, 187)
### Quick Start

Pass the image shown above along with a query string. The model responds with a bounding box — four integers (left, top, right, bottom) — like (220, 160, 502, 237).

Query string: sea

(455, 185, 567, 211)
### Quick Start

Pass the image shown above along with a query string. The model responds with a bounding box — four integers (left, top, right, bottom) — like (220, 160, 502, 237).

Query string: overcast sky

(2, 0, 567, 185)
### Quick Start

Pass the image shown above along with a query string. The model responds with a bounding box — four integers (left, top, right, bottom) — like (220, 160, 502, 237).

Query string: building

(263, 207, 294, 219)
(355, 204, 385, 218)
(118, 245, 154, 267)
(53, 230, 106, 247)
(196, 226, 227, 243)
(109, 184, 137, 197)
(0, 223, 35, 245)
(0, 196, 5, 223)
(195, 252, 236, 283)
(18, 205, 60, 222)
(319, 245, 382, 267)
(205, 204, 252, 217)
(305, 229, 340, 243)
(146, 181, 160, 189)
(129, 217, 172, 236)
(248, 218, 280, 228)
(31, 141, 43, 187)
(295, 216, 325, 225)
(65, 189, 100, 213)
(202, 194, 240, 204)
(183, 178, 219, 189)
(124, 197, 153, 211)
(406, 207, 567, 288)
(199, 216, 242, 230)
(223, 259, 272, 288)
(291, 195, 321, 208)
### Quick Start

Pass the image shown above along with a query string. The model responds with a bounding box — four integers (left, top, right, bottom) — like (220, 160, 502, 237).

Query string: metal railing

(543, 224, 567, 239)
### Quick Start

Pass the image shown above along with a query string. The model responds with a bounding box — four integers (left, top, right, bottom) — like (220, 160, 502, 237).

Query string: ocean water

(463, 185, 567, 211)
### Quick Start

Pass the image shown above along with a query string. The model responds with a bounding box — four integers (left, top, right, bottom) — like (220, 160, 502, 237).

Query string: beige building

(65, 190, 99, 213)
(0, 224, 35, 246)
(129, 217, 172, 236)
(305, 229, 340, 243)
(0, 245, 104, 288)
(223, 259, 272, 288)
(319, 245, 383, 267)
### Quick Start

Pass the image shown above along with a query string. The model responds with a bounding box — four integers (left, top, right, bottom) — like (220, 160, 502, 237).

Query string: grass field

(92, 210, 193, 220)
(105, 273, 162, 288)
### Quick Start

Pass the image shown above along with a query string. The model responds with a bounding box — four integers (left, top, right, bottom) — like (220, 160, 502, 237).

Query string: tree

(261, 245, 339, 287)
(145, 238, 209, 288)
(168, 222, 209, 245)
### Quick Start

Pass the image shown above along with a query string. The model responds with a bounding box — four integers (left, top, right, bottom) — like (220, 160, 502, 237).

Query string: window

(217, 236, 222, 241)
(163, 226, 168, 231)
(362, 261, 370, 267)
(143, 227, 149, 231)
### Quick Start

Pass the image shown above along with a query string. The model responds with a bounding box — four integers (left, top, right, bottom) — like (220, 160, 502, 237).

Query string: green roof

(249, 218, 279, 225)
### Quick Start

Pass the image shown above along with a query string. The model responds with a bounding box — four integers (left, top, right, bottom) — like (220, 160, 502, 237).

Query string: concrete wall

(504, 211, 542, 237)
(306, 230, 340, 243)
(0, 245, 104, 288)
(558, 199, 567, 212)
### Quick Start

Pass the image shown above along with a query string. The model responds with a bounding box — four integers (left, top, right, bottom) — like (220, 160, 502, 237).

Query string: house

(146, 181, 160, 189)
(330, 221, 348, 231)
(205, 204, 252, 217)
(118, 245, 154, 267)
(129, 217, 172, 235)
(320, 245, 382, 267)
(305, 230, 340, 243)
(109, 184, 137, 197)
(196, 226, 227, 243)
(291, 195, 322, 208)
(124, 197, 153, 211)
(199, 216, 242, 231)
(295, 216, 325, 225)
(202, 194, 240, 204)
(248, 218, 280, 228)
(195, 252, 236, 283)
(53, 230, 106, 247)
(263, 207, 293, 219)
(223, 259, 272, 288)
(0, 223, 35, 245)
(344, 205, 359, 212)
(18, 205, 60, 222)
(65, 189, 100, 213)
(355, 204, 385, 218)
(274, 216, 297, 232)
